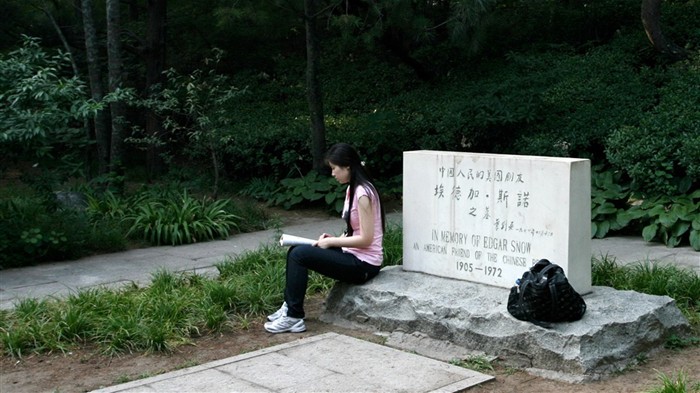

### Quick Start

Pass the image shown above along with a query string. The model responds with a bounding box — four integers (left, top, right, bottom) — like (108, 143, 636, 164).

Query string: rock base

(320, 266, 691, 383)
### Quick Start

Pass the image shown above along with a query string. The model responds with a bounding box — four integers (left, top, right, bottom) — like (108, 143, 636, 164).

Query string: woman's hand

(313, 195, 375, 250)
(315, 233, 333, 249)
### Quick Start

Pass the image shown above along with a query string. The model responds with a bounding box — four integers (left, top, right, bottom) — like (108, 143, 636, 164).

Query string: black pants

(284, 245, 380, 319)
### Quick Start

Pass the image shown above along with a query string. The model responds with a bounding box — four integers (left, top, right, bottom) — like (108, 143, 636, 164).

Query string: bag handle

(517, 279, 554, 328)
(538, 263, 564, 320)
(537, 263, 562, 280)
(530, 259, 551, 273)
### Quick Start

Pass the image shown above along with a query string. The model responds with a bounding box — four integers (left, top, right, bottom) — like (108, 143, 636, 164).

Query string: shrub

(85, 189, 140, 220)
(224, 197, 278, 233)
(509, 40, 652, 160)
(589, 167, 700, 250)
(606, 55, 700, 196)
(591, 166, 635, 239)
(272, 170, 346, 213)
(0, 185, 268, 267)
(0, 196, 94, 268)
(125, 190, 240, 246)
(207, 24, 692, 192)
(220, 58, 312, 181)
(237, 177, 280, 202)
(0, 36, 94, 180)
(627, 190, 700, 250)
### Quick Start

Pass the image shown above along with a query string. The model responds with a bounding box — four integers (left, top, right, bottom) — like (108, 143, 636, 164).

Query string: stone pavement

(90, 332, 493, 393)
(0, 211, 697, 392)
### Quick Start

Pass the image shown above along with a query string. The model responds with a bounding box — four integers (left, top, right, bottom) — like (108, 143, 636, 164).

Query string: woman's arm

(316, 195, 374, 249)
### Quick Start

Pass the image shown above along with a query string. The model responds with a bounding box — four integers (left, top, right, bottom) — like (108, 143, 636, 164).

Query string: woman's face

(329, 163, 351, 184)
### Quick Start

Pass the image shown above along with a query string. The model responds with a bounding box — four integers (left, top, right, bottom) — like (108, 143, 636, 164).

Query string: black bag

(507, 259, 586, 325)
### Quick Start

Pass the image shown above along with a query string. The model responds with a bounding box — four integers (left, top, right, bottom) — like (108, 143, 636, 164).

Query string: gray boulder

(320, 266, 690, 383)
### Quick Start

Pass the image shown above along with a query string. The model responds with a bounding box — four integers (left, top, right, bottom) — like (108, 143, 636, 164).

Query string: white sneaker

(264, 316, 306, 333)
(267, 302, 288, 322)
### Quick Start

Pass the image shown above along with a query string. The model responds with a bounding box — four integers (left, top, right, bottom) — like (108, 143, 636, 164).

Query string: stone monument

(402, 150, 591, 293)
(321, 150, 691, 383)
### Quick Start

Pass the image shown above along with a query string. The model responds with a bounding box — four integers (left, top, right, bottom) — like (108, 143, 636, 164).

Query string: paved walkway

(1, 212, 697, 392)
(1, 212, 697, 310)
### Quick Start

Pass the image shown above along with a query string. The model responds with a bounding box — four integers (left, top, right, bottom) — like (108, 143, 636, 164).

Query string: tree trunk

(107, 0, 126, 189)
(42, 8, 80, 76)
(145, 0, 167, 180)
(43, 6, 95, 177)
(81, 0, 110, 176)
(641, 0, 687, 60)
(210, 143, 219, 199)
(304, 0, 327, 173)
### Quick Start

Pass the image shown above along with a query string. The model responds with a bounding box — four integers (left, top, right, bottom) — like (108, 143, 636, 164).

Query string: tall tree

(81, 0, 110, 176)
(329, 0, 494, 79)
(641, 0, 687, 60)
(106, 0, 126, 185)
(144, 0, 167, 179)
(304, 0, 327, 172)
(41, 3, 96, 177)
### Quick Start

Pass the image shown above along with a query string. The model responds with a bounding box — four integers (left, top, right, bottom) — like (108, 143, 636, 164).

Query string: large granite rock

(320, 266, 691, 383)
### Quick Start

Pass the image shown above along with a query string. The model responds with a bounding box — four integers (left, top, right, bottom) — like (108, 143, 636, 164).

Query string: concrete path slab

(591, 235, 699, 274)
(90, 333, 493, 393)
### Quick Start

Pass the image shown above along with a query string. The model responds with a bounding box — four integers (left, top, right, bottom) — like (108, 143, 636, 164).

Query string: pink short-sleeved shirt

(342, 184, 383, 266)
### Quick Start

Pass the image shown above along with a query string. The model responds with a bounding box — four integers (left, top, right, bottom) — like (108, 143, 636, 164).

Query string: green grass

(449, 355, 495, 372)
(382, 222, 403, 267)
(646, 370, 700, 393)
(0, 241, 335, 357)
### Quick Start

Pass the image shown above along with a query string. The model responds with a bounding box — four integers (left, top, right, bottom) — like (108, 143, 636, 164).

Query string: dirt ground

(1, 293, 699, 393)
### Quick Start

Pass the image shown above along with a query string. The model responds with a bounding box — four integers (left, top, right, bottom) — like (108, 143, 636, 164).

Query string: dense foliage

(591, 168, 700, 250)
(0, 192, 128, 268)
(0, 36, 95, 181)
(1, 0, 699, 259)
(0, 185, 271, 269)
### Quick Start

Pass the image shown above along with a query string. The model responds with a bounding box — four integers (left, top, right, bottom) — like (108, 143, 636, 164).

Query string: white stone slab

(91, 332, 492, 393)
(403, 150, 591, 293)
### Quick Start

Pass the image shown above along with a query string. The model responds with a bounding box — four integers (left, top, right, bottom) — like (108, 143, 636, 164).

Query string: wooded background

(1, 0, 698, 197)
